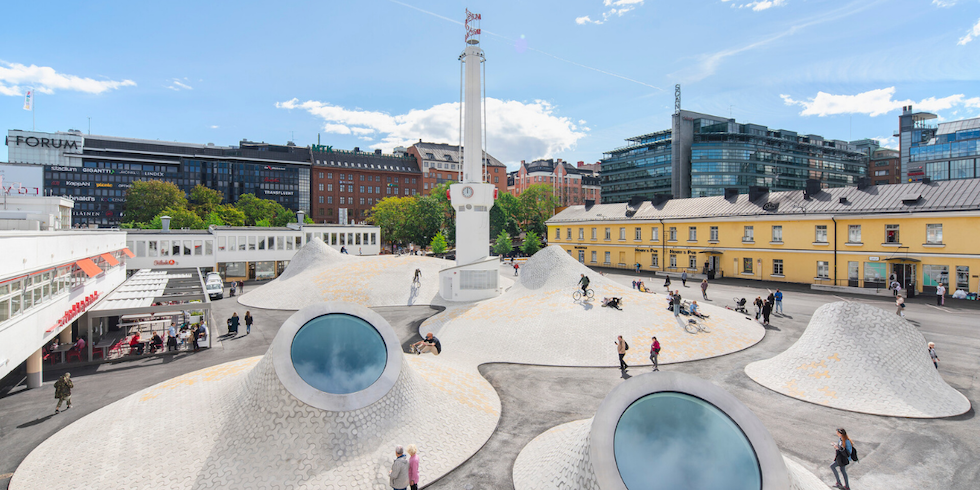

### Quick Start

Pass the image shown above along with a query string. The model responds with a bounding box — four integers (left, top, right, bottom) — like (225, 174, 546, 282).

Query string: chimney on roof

(857, 177, 870, 190)
(804, 179, 822, 198)
(748, 186, 769, 201)
(724, 188, 739, 200)
(585, 199, 595, 210)
(653, 194, 672, 206)
(160, 216, 171, 233)
(297, 210, 305, 225)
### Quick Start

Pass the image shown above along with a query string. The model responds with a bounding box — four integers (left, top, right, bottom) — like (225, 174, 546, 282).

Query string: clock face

(462, 186, 474, 198)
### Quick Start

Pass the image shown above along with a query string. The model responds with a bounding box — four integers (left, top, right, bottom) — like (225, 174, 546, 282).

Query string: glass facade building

(601, 110, 867, 203)
(900, 112, 980, 183)
(40, 137, 312, 227)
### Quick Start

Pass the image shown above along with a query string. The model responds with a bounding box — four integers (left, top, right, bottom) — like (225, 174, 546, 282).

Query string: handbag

(835, 447, 850, 467)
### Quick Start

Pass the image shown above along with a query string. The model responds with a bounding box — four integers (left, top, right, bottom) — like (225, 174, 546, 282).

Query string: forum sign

(6, 130, 84, 167)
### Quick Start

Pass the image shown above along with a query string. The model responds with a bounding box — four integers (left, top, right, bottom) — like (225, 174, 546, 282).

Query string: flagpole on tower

(24, 88, 35, 130)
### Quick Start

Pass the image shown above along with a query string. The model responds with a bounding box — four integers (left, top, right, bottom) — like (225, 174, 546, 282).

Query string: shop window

(956, 266, 969, 290)
(194, 240, 203, 256)
(651, 254, 658, 267)
(160, 240, 170, 256)
(923, 264, 949, 287)
(689, 255, 697, 269)
(743, 258, 753, 274)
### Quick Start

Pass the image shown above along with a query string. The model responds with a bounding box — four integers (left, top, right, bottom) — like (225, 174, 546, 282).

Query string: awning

(700, 250, 725, 255)
(121, 248, 135, 258)
(100, 253, 120, 267)
(75, 258, 103, 278)
(886, 257, 921, 263)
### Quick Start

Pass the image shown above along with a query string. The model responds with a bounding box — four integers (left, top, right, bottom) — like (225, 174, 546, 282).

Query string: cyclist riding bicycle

(413, 268, 422, 283)
(578, 274, 590, 294)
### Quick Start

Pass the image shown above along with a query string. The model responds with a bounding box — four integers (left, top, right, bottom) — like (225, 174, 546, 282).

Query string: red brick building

(407, 141, 508, 196)
(508, 158, 601, 206)
(871, 148, 901, 185)
(310, 147, 422, 224)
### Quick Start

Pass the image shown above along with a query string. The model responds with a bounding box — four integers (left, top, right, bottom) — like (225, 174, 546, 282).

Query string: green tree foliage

(430, 231, 448, 254)
(214, 204, 246, 226)
(406, 195, 444, 246)
(494, 192, 522, 237)
(304, 215, 315, 224)
(493, 231, 513, 256)
(189, 184, 224, 219)
(521, 230, 542, 256)
(518, 184, 559, 237)
(367, 197, 413, 247)
(124, 180, 187, 225)
(235, 193, 292, 226)
(149, 206, 204, 230)
(203, 212, 226, 227)
(429, 181, 456, 246)
(255, 218, 272, 227)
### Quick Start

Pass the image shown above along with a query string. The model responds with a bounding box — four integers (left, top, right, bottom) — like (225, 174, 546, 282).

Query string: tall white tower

(438, 10, 502, 302)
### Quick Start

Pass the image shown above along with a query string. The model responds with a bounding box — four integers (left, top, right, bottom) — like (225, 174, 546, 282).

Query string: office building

(851, 139, 901, 186)
(311, 146, 421, 224)
(6, 130, 312, 227)
(898, 107, 980, 183)
(600, 110, 868, 203)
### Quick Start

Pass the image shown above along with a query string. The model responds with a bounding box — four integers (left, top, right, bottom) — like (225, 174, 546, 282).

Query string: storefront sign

(264, 190, 294, 196)
(264, 178, 280, 183)
(264, 165, 286, 171)
(82, 168, 114, 174)
(574, 246, 588, 250)
(668, 249, 698, 255)
(634, 248, 657, 253)
(143, 171, 165, 177)
(311, 144, 333, 152)
(96, 183, 113, 188)
(63, 195, 96, 202)
(153, 259, 178, 266)
(869, 256, 879, 261)
(50, 166, 77, 172)
(65, 181, 91, 187)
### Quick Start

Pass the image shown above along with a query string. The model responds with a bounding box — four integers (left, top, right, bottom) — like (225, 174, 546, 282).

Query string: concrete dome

(745, 301, 970, 418)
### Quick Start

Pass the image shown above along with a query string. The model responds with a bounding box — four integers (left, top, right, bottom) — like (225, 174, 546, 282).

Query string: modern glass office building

(899, 107, 980, 183)
(601, 110, 868, 203)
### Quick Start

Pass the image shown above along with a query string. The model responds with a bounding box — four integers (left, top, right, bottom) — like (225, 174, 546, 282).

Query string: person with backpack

(244, 311, 253, 336)
(649, 336, 661, 371)
(616, 335, 628, 370)
(54, 372, 73, 413)
(830, 427, 857, 490)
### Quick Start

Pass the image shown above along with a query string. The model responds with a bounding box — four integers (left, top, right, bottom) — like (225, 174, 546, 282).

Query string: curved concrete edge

(11, 353, 501, 490)
(744, 302, 971, 418)
(784, 456, 833, 490)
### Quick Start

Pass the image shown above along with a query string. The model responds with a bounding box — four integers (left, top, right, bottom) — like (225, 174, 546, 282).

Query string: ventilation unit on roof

(839, 197, 848, 204)
(804, 179, 822, 198)
(857, 177, 870, 190)
(585, 199, 595, 210)
(748, 186, 769, 202)
(724, 188, 739, 200)
(625, 196, 646, 217)
(653, 194, 672, 206)
(901, 194, 922, 205)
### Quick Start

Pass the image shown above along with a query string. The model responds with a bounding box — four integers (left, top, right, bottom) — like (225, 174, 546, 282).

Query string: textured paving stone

(745, 301, 971, 418)
(422, 246, 765, 368)
(512, 418, 829, 490)
(11, 350, 498, 489)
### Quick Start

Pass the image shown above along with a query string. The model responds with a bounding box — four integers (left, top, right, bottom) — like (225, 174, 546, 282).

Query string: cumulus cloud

(576, 0, 643, 24)
(932, 0, 957, 7)
(0, 60, 136, 96)
(167, 78, 193, 91)
(722, 0, 787, 10)
(872, 136, 899, 150)
(780, 87, 979, 117)
(958, 18, 980, 45)
(277, 98, 586, 165)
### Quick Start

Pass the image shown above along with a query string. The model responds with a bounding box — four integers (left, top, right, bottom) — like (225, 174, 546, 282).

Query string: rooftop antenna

(674, 84, 681, 115)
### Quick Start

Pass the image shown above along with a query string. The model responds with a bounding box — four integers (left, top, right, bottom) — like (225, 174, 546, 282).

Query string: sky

(2, 0, 979, 169)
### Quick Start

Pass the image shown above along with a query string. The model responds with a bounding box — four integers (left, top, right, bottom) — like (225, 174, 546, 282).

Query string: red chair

(90, 347, 104, 360)
(43, 348, 56, 365)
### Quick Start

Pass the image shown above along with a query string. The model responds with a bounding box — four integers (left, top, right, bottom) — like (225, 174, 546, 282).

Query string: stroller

(732, 297, 748, 314)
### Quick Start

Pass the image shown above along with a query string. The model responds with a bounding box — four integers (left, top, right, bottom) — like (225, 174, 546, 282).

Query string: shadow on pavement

(17, 413, 57, 429)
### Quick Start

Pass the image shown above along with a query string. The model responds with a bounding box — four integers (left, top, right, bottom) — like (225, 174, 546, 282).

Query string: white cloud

(872, 136, 899, 150)
(932, 0, 957, 7)
(167, 78, 193, 91)
(722, 0, 787, 10)
(209, 125, 219, 129)
(277, 98, 586, 165)
(958, 18, 980, 45)
(0, 61, 135, 96)
(576, 0, 643, 25)
(780, 87, 978, 117)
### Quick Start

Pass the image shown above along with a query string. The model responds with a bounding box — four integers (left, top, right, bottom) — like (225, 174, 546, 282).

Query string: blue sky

(2, 0, 979, 169)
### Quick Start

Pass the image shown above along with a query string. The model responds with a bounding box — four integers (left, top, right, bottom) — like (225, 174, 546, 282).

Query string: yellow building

(547, 179, 980, 296)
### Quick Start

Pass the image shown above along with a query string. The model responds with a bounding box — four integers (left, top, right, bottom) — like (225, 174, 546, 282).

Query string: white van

(206, 280, 223, 300)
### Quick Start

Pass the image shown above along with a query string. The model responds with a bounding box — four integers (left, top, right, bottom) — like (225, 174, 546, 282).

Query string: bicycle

(685, 317, 710, 334)
(573, 288, 595, 301)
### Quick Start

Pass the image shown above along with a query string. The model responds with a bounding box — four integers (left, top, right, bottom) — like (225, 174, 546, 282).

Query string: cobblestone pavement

(746, 302, 970, 418)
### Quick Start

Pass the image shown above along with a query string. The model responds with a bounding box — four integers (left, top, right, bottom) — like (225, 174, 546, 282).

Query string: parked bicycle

(685, 317, 710, 334)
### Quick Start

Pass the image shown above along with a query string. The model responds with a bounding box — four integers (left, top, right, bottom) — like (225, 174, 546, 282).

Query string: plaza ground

(1, 266, 977, 489)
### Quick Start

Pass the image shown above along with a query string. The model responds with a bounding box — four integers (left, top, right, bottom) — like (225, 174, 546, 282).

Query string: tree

(430, 231, 448, 254)
(214, 204, 246, 226)
(494, 192, 522, 237)
(518, 184, 560, 237)
(303, 215, 315, 224)
(149, 206, 204, 230)
(521, 230, 542, 256)
(406, 195, 443, 247)
(429, 181, 456, 246)
(189, 184, 224, 219)
(368, 197, 413, 248)
(235, 194, 292, 226)
(493, 231, 513, 256)
(255, 218, 272, 227)
(124, 180, 187, 225)
(203, 211, 226, 227)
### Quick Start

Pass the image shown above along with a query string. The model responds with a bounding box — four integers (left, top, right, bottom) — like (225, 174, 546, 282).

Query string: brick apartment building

(871, 147, 901, 185)
(407, 141, 508, 196)
(310, 147, 422, 224)
(508, 158, 601, 206)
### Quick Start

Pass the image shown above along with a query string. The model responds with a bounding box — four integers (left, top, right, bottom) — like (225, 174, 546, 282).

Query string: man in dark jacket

(54, 373, 73, 413)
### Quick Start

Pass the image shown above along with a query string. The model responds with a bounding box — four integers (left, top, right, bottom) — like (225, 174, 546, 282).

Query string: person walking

(830, 428, 853, 490)
(673, 291, 681, 317)
(389, 446, 409, 490)
(244, 311, 253, 335)
(649, 336, 660, 371)
(616, 336, 628, 369)
(700, 279, 708, 300)
(663, 275, 671, 291)
(774, 289, 783, 315)
(54, 372, 73, 413)
(891, 279, 901, 297)
(754, 296, 763, 321)
(681, 271, 688, 287)
(635, 262, 641, 273)
(407, 444, 420, 490)
(937, 283, 946, 306)
(762, 298, 773, 326)
(928, 342, 940, 369)
(896, 295, 906, 317)
(229, 312, 240, 335)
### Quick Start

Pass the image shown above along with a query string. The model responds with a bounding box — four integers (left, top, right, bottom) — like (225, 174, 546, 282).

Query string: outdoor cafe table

(51, 344, 74, 363)
(94, 339, 116, 359)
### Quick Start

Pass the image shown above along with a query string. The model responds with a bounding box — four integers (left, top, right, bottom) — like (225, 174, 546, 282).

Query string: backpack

(624, 341, 629, 351)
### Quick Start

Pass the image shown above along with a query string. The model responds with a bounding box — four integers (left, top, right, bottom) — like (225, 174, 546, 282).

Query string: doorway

(891, 263, 917, 297)
(847, 261, 859, 287)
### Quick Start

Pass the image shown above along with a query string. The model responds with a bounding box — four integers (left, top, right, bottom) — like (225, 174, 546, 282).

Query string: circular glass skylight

(614, 392, 761, 490)
(290, 314, 387, 394)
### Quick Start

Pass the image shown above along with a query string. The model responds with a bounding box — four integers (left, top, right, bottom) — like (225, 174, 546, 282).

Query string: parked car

(206, 280, 223, 300)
